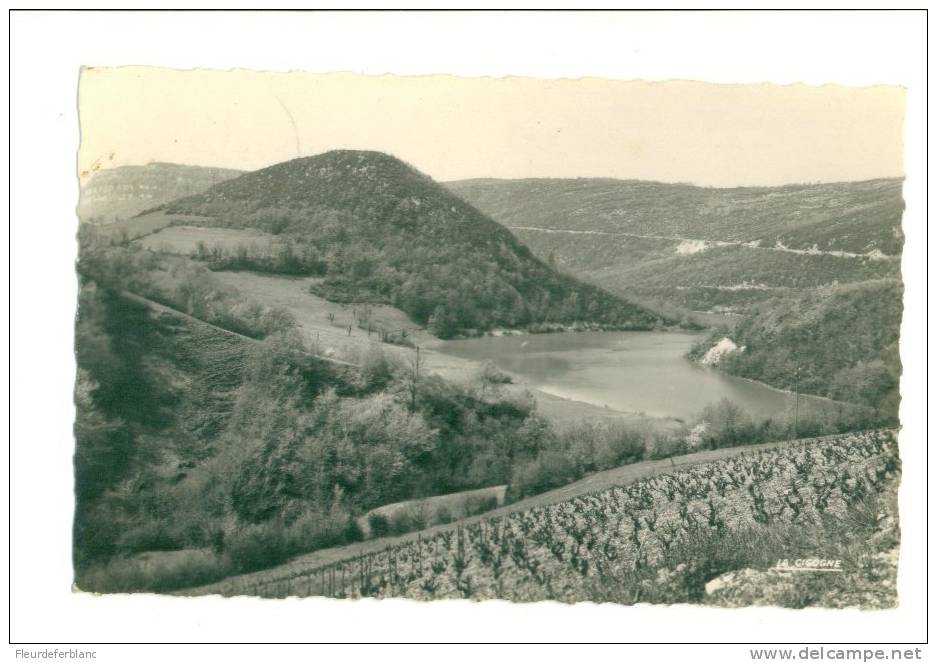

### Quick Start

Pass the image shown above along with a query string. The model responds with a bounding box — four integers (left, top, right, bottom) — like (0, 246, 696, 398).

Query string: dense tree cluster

(191, 239, 327, 276)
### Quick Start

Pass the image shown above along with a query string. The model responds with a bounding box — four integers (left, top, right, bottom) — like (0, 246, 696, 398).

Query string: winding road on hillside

(509, 226, 897, 261)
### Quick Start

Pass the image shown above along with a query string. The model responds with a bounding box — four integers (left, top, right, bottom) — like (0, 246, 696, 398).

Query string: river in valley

(438, 331, 827, 422)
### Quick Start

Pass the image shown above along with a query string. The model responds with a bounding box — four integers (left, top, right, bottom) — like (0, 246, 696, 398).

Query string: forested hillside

(158, 150, 674, 336)
(74, 254, 549, 590)
(691, 280, 903, 419)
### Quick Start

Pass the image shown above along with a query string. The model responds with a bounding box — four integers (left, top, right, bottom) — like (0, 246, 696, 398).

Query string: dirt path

(179, 434, 834, 597)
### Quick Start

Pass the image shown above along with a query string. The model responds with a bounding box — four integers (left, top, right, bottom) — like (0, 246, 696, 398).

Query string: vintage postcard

(73, 67, 905, 610)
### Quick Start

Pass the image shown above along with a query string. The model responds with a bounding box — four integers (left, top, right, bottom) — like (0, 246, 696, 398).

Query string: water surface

(439, 331, 806, 421)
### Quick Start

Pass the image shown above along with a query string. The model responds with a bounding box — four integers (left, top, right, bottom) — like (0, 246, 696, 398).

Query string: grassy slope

(139, 299, 251, 453)
(99, 289, 253, 461)
(80, 288, 354, 469)
(138, 225, 278, 255)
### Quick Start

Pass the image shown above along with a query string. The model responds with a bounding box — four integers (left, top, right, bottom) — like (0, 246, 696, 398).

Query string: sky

(78, 67, 906, 188)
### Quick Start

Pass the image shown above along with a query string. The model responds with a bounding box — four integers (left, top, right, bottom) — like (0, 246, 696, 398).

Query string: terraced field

(183, 430, 899, 607)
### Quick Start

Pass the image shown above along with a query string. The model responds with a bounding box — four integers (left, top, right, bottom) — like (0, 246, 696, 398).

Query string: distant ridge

(446, 176, 904, 255)
(79, 162, 243, 224)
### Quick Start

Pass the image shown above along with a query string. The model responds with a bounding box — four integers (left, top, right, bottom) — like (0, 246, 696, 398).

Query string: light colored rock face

(704, 568, 792, 605)
(78, 163, 242, 224)
(702, 546, 900, 609)
(699, 336, 743, 366)
(704, 572, 732, 595)
(676, 239, 709, 255)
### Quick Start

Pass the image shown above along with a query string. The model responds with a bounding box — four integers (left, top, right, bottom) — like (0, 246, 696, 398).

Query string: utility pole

(794, 365, 801, 442)
(410, 345, 421, 411)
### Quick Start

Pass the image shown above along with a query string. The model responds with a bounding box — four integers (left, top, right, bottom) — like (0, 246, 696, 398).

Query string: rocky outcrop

(703, 548, 899, 609)
(699, 336, 744, 366)
(79, 162, 241, 223)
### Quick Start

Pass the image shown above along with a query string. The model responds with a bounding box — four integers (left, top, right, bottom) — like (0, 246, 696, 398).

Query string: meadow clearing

(98, 211, 215, 241)
(138, 225, 278, 255)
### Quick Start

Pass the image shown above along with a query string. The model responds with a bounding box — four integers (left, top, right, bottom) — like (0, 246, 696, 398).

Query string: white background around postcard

(5, 6, 930, 655)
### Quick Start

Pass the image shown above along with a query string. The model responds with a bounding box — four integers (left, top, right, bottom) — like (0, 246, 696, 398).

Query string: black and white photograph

(7, 7, 929, 653)
(73, 68, 907, 608)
